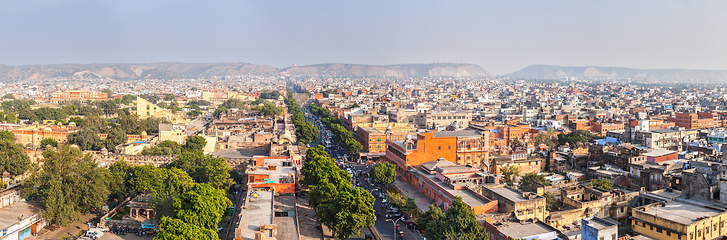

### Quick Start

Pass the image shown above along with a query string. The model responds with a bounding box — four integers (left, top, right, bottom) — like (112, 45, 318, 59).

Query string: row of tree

(284, 93, 318, 144)
(308, 104, 363, 156)
(66, 114, 169, 151)
(302, 145, 375, 239)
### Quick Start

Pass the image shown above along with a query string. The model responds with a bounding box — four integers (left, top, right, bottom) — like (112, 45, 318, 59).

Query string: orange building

(246, 156, 297, 194)
(592, 122, 625, 136)
(477, 124, 532, 149)
(50, 90, 108, 103)
(355, 125, 414, 159)
(385, 130, 488, 183)
(666, 112, 715, 129)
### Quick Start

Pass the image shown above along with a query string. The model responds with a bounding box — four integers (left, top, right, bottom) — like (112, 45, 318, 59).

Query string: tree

(557, 130, 604, 146)
(141, 140, 182, 156)
(183, 136, 207, 152)
(67, 128, 102, 150)
(213, 106, 228, 118)
(2, 93, 15, 99)
(5, 111, 16, 123)
(128, 165, 194, 198)
(40, 138, 58, 148)
(510, 138, 522, 146)
(499, 165, 520, 186)
(370, 162, 396, 186)
(173, 183, 232, 229)
(102, 89, 113, 98)
(108, 159, 132, 201)
(544, 193, 560, 212)
(187, 109, 203, 117)
(309, 178, 341, 207)
(94, 127, 127, 151)
(167, 151, 234, 190)
(164, 94, 176, 101)
(386, 191, 417, 213)
(0, 130, 15, 141)
(318, 187, 375, 239)
(155, 217, 218, 240)
(519, 173, 549, 191)
(417, 204, 446, 240)
(23, 146, 110, 226)
(118, 114, 145, 134)
(295, 122, 319, 144)
(534, 132, 556, 149)
(203, 157, 235, 190)
(253, 102, 283, 117)
(588, 179, 613, 191)
(418, 197, 488, 240)
(0, 139, 31, 177)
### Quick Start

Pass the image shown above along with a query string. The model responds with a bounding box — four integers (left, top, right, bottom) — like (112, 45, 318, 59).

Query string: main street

(302, 102, 424, 240)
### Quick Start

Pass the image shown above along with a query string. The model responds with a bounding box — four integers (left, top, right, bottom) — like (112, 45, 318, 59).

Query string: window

(274, 211, 289, 217)
(714, 224, 717, 231)
(528, 209, 533, 214)
(667, 231, 671, 236)
(249, 176, 255, 183)
(438, 146, 441, 150)
(448, 145, 451, 150)
(612, 233, 617, 240)
(650, 226, 653, 231)
(706, 227, 709, 234)
(539, 208, 543, 213)
(657, 228, 662, 233)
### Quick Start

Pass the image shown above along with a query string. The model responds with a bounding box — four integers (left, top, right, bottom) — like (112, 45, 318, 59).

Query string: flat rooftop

(241, 190, 273, 240)
(497, 221, 557, 239)
(0, 201, 41, 231)
(214, 147, 269, 159)
(643, 149, 677, 157)
(488, 187, 537, 202)
(273, 195, 299, 240)
(585, 217, 617, 230)
(423, 174, 491, 207)
(432, 130, 481, 138)
(640, 202, 721, 225)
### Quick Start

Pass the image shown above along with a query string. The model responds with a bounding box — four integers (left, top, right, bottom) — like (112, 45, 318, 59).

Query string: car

(386, 212, 402, 219)
(381, 198, 388, 204)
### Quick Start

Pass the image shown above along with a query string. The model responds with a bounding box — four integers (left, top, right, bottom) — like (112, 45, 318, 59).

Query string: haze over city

(1, 0, 727, 75)
(4, 2, 727, 240)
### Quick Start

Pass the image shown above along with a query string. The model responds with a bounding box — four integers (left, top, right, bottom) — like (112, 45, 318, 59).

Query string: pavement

(27, 213, 96, 240)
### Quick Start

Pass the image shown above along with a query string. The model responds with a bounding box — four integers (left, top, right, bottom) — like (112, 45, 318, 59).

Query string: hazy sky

(1, 0, 726, 75)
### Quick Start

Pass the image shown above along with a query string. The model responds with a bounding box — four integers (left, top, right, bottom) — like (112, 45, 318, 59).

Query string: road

(303, 102, 424, 240)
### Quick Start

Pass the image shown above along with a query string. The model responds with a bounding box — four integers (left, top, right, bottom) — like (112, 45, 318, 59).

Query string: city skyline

(1, 1, 726, 75)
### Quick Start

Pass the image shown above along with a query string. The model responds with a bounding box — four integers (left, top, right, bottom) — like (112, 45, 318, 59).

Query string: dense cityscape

(0, 74, 726, 240)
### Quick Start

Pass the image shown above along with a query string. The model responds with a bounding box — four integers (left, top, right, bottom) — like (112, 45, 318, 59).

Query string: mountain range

(0, 63, 489, 82)
(1, 62, 726, 83)
(507, 65, 727, 83)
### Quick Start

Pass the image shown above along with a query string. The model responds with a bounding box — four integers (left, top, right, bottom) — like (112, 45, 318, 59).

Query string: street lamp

(386, 218, 402, 240)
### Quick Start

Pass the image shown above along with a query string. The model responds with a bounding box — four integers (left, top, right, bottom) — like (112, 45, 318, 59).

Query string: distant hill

(0, 62, 489, 82)
(281, 63, 490, 77)
(508, 65, 727, 83)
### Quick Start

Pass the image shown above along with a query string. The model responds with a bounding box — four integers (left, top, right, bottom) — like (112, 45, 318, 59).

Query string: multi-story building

(354, 124, 414, 160)
(666, 112, 715, 129)
(581, 217, 618, 240)
(49, 89, 107, 103)
(413, 109, 473, 129)
(12, 123, 79, 148)
(159, 123, 187, 144)
(631, 200, 727, 240)
(385, 130, 489, 182)
(635, 128, 697, 151)
(479, 186, 547, 221)
(133, 96, 184, 123)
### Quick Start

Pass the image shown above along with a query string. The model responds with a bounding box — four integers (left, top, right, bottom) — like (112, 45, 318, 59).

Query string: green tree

(155, 217, 218, 240)
(370, 162, 396, 186)
(533, 131, 556, 149)
(94, 127, 127, 151)
(588, 178, 613, 191)
(5, 111, 16, 124)
(309, 178, 341, 207)
(141, 140, 182, 156)
(164, 94, 176, 101)
(172, 183, 232, 229)
(418, 197, 488, 240)
(544, 193, 560, 212)
(128, 165, 194, 198)
(187, 109, 203, 117)
(67, 128, 102, 150)
(386, 191, 417, 213)
(253, 102, 283, 117)
(102, 89, 113, 98)
(295, 122, 319, 144)
(318, 187, 375, 239)
(213, 106, 228, 118)
(94, 100, 119, 116)
(118, 114, 145, 134)
(2, 93, 15, 99)
(0, 139, 31, 177)
(40, 138, 58, 148)
(499, 165, 520, 186)
(203, 157, 235, 189)
(519, 173, 549, 191)
(183, 136, 207, 152)
(108, 159, 132, 201)
(0, 130, 15, 141)
(23, 146, 110, 226)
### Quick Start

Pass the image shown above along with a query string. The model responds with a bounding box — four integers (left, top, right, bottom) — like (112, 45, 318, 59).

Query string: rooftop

(642, 149, 677, 157)
(421, 173, 491, 207)
(273, 195, 299, 240)
(584, 217, 617, 230)
(214, 147, 269, 158)
(639, 201, 721, 225)
(432, 130, 481, 138)
(497, 221, 558, 239)
(487, 187, 540, 202)
(0, 201, 41, 231)
(651, 129, 678, 134)
(241, 190, 273, 239)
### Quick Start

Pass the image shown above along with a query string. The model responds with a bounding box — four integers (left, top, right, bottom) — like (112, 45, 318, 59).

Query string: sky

(1, 0, 726, 75)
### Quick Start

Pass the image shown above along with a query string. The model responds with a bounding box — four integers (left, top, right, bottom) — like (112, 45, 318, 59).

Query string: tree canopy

(519, 173, 550, 191)
(417, 197, 488, 240)
(23, 146, 110, 226)
(370, 162, 396, 186)
(588, 178, 613, 191)
(499, 165, 520, 186)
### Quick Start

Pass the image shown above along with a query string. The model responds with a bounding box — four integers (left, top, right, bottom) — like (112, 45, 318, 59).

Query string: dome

(387, 125, 393, 130)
